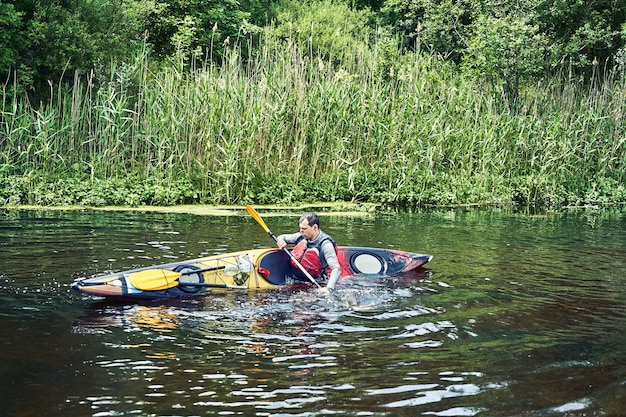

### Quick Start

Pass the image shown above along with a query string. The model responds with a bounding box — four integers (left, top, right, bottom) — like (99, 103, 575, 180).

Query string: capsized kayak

(72, 246, 433, 300)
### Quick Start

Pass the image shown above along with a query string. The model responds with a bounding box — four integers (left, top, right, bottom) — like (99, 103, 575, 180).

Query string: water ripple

(4, 209, 626, 417)
(380, 384, 481, 407)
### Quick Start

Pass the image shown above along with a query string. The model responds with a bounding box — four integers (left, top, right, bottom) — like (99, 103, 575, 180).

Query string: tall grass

(1, 33, 625, 207)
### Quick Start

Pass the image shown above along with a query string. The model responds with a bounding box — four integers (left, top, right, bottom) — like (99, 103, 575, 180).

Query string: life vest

(291, 235, 335, 278)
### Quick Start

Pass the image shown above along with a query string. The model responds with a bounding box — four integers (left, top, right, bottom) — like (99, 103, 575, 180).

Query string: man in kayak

(276, 212, 342, 290)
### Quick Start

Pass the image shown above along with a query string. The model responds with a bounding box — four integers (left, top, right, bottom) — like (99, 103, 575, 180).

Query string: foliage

(380, 0, 472, 60)
(378, 0, 626, 105)
(144, 0, 261, 61)
(2, 0, 626, 104)
(0, 2, 21, 75)
(462, 11, 547, 108)
(266, 0, 378, 65)
(1, 29, 625, 208)
(0, 174, 197, 207)
(2, 0, 271, 97)
(1, 0, 626, 208)
(532, 0, 626, 73)
(4, 0, 156, 94)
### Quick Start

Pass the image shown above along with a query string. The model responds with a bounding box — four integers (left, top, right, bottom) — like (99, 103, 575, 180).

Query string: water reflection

(73, 304, 182, 334)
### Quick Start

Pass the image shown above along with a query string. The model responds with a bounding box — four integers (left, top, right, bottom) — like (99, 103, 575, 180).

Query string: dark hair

(299, 212, 320, 227)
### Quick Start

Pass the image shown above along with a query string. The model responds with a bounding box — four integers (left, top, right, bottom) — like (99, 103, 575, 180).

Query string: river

(1, 207, 625, 417)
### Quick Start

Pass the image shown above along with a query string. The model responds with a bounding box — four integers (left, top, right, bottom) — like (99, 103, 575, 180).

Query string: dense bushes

(0, 175, 198, 206)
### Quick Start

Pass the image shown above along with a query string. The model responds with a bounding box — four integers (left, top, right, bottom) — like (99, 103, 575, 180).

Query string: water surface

(1, 207, 625, 416)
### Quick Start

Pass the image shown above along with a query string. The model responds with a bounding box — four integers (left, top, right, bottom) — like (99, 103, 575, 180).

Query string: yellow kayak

(72, 246, 433, 300)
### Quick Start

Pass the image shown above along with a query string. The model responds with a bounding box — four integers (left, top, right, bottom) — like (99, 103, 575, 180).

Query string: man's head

(299, 212, 320, 240)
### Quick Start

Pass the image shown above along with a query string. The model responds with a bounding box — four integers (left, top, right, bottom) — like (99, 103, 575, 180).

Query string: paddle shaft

(246, 205, 321, 288)
(179, 265, 225, 275)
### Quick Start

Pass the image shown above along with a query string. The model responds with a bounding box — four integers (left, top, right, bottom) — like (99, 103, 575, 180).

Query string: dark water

(1, 207, 625, 417)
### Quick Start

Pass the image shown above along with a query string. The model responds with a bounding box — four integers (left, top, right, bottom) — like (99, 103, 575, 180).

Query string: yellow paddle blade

(246, 205, 270, 233)
(129, 269, 182, 291)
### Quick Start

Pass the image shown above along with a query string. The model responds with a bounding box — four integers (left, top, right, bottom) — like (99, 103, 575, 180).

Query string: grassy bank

(1, 37, 625, 208)
(8, 202, 378, 217)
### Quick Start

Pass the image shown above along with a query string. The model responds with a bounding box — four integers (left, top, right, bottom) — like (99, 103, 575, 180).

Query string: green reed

(1, 34, 625, 207)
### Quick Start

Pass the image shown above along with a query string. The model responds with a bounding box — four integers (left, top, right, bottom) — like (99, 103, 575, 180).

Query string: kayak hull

(72, 247, 432, 301)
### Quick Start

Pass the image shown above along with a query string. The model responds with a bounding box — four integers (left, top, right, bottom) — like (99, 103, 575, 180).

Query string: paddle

(129, 265, 246, 291)
(246, 205, 321, 288)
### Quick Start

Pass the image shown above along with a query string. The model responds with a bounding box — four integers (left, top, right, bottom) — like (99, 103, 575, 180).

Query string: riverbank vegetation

(1, 0, 625, 208)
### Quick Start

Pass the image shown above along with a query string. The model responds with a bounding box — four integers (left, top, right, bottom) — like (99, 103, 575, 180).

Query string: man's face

(299, 219, 318, 240)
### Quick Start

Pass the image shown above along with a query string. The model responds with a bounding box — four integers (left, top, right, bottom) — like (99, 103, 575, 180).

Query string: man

(276, 212, 342, 290)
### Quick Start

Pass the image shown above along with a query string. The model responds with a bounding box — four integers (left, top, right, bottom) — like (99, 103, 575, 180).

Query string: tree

(462, 11, 547, 109)
(266, 0, 376, 64)
(0, 2, 22, 85)
(379, 0, 472, 58)
(4, 0, 155, 95)
(379, 0, 626, 79)
(533, 0, 626, 73)
(144, 0, 263, 63)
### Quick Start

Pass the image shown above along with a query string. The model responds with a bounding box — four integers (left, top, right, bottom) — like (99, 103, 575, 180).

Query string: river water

(1, 207, 625, 417)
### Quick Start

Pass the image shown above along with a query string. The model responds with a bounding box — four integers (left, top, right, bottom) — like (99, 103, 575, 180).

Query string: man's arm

(276, 232, 302, 248)
(320, 241, 341, 290)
